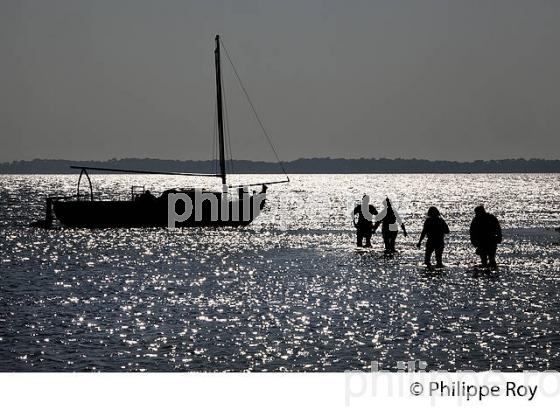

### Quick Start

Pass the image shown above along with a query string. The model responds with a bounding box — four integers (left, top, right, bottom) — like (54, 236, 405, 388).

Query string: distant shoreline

(1, 158, 559, 174)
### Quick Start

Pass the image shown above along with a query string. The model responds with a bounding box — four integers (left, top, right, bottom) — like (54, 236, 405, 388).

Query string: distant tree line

(1, 157, 559, 174)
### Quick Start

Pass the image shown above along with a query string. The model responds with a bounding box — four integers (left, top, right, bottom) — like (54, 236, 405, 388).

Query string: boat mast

(214, 35, 227, 185)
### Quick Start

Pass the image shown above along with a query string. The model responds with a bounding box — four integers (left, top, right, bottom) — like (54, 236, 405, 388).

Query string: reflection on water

(0, 174, 559, 371)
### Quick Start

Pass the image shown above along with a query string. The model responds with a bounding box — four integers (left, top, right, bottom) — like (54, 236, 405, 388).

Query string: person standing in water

(352, 195, 378, 247)
(417, 206, 450, 268)
(469, 205, 502, 268)
(374, 197, 407, 254)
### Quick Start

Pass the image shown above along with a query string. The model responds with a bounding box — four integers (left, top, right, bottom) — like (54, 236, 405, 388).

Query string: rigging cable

(220, 39, 290, 181)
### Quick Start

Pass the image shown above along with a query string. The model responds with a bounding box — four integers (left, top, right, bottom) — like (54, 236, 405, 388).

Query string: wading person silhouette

(375, 197, 407, 254)
(352, 195, 378, 247)
(417, 206, 450, 268)
(469, 205, 502, 269)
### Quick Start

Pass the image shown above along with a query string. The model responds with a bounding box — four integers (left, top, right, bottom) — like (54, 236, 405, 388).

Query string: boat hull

(52, 191, 265, 228)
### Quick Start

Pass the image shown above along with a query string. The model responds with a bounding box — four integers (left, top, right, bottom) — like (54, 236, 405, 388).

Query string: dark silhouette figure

(469, 205, 502, 268)
(353, 195, 378, 247)
(417, 206, 450, 268)
(137, 190, 156, 203)
(375, 197, 407, 254)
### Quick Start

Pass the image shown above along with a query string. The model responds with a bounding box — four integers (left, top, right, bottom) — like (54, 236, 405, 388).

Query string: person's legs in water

(388, 231, 397, 253)
(488, 243, 498, 268)
(424, 243, 434, 268)
(364, 229, 373, 248)
(356, 229, 364, 247)
(382, 231, 391, 254)
(435, 244, 444, 268)
(479, 248, 489, 267)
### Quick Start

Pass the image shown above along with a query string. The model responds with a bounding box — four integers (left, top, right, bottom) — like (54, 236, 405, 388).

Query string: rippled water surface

(1, 174, 559, 371)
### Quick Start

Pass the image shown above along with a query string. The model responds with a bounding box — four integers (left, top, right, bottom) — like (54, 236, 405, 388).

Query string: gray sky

(1, 0, 559, 162)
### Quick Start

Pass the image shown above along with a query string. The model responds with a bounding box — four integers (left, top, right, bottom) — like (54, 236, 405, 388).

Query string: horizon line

(3, 157, 560, 164)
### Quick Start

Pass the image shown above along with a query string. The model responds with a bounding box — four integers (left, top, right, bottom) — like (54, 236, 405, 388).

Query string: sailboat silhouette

(31, 35, 289, 229)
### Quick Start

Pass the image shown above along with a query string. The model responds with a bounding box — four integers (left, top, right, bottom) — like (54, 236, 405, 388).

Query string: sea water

(0, 174, 559, 371)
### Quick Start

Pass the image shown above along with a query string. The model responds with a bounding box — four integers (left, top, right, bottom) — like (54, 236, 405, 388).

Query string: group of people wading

(353, 196, 502, 269)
